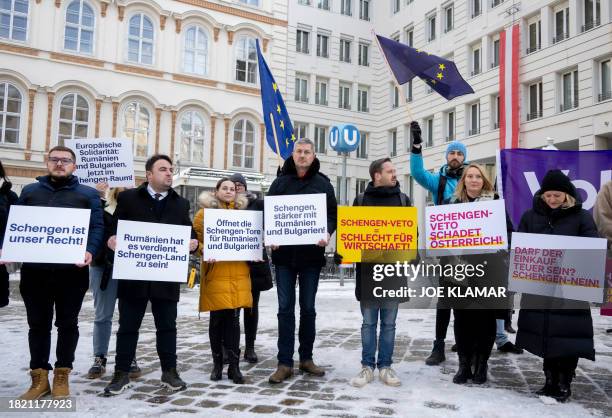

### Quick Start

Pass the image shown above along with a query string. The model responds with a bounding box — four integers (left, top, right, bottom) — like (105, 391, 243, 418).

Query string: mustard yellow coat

(194, 192, 252, 312)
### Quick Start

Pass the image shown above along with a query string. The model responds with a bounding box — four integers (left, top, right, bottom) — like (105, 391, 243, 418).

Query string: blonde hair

(540, 192, 576, 209)
(453, 164, 494, 203)
(105, 187, 126, 215)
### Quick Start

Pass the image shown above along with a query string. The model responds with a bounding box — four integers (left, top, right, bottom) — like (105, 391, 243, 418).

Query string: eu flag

(376, 35, 474, 100)
(256, 40, 295, 159)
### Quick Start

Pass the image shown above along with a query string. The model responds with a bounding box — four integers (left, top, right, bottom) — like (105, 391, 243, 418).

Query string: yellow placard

(336, 206, 418, 263)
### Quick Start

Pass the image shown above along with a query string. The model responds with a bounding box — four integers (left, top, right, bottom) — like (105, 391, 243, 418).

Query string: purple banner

(500, 149, 612, 229)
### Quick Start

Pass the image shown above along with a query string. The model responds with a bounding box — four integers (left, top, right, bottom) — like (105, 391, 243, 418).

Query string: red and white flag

(499, 24, 520, 149)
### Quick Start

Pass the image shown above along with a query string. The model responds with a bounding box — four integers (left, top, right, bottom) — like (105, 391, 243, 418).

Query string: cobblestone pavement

(1, 280, 611, 417)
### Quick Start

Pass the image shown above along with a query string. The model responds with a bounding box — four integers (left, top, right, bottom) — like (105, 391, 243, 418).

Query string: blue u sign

(328, 124, 360, 152)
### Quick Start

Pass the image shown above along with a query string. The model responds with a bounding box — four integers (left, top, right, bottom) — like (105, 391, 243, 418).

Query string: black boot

(227, 350, 245, 384)
(244, 340, 258, 363)
(425, 340, 446, 366)
(452, 353, 473, 384)
(472, 355, 489, 384)
(210, 353, 223, 381)
(535, 369, 558, 396)
(554, 367, 574, 403)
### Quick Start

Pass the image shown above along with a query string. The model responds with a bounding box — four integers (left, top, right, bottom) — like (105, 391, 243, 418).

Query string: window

(389, 129, 397, 157)
(491, 0, 504, 8)
(58, 93, 89, 146)
(582, 0, 601, 32)
(391, 85, 399, 108)
(293, 122, 308, 141)
(493, 94, 500, 129)
(296, 29, 310, 54)
(471, 45, 481, 75)
(356, 179, 367, 196)
(599, 59, 611, 102)
(122, 101, 150, 157)
(0, 82, 21, 144)
(356, 131, 368, 158)
(183, 26, 208, 75)
(560, 69, 579, 111)
(427, 14, 436, 42)
(357, 87, 369, 112)
(340, 39, 351, 63)
(179, 110, 205, 163)
(425, 117, 433, 147)
(341, 0, 352, 15)
(359, 0, 370, 20)
(444, 4, 453, 33)
(317, 0, 329, 10)
(392, 0, 400, 14)
(298, 0, 311, 5)
(64, 0, 94, 53)
(491, 35, 500, 68)
(128, 14, 154, 65)
(316, 33, 329, 57)
(314, 125, 326, 154)
(235, 36, 257, 84)
(526, 19, 541, 54)
(471, 0, 481, 18)
(315, 78, 328, 105)
(295, 75, 309, 103)
(0, 0, 27, 41)
(405, 27, 413, 46)
(339, 83, 351, 109)
(358, 43, 369, 66)
(553, 6, 570, 43)
(468, 103, 480, 135)
(445, 110, 455, 141)
(238, 0, 259, 5)
(232, 119, 255, 169)
(527, 81, 543, 120)
(405, 80, 413, 102)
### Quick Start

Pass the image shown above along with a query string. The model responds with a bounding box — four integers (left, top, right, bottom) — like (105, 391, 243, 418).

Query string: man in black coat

(267, 138, 337, 383)
(103, 154, 198, 396)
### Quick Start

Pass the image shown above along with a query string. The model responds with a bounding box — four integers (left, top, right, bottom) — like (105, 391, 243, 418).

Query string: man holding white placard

(104, 154, 198, 396)
(265, 138, 337, 384)
(4, 146, 104, 400)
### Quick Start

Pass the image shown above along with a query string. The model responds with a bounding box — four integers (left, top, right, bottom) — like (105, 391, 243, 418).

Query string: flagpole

(269, 113, 284, 167)
(372, 30, 415, 122)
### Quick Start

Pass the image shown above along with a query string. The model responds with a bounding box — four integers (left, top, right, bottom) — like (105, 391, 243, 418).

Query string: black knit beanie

(540, 169, 574, 195)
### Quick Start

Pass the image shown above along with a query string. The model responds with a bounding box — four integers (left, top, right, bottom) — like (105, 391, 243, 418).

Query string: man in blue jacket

(10, 146, 103, 400)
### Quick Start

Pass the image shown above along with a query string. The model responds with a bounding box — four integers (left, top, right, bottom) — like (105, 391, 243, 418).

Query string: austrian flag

(499, 24, 520, 149)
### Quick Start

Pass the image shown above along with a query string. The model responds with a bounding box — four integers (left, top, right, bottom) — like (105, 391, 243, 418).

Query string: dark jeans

(20, 265, 89, 370)
(210, 309, 241, 355)
(435, 308, 452, 341)
(115, 297, 177, 372)
(275, 265, 321, 367)
(243, 289, 260, 344)
(453, 308, 496, 358)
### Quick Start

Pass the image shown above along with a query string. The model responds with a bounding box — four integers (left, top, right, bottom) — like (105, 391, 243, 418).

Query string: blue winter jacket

(410, 152, 462, 205)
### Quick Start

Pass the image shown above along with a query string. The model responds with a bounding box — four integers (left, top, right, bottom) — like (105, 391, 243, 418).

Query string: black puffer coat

(516, 188, 599, 361)
(267, 156, 337, 268)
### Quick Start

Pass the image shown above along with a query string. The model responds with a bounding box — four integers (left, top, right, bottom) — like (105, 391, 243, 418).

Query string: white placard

(508, 232, 607, 303)
(0, 205, 90, 264)
(113, 220, 191, 282)
(65, 138, 135, 187)
(202, 209, 263, 261)
(264, 193, 327, 246)
(425, 199, 508, 256)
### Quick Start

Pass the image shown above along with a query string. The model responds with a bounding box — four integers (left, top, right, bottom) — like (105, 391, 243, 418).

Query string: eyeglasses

(48, 157, 74, 165)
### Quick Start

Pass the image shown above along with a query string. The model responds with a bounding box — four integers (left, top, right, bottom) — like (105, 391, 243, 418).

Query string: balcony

(360, 15, 370, 21)
(559, 100, 578, 112)
(599, 91, 612, 102)
(552, 32, 569, 44)
(581, 17, 601, 33)
(526, 110, 543, 121)
(468, 128, 480, 136)
(491, 0, 504, 8)
(471, 68, 481, 76)
(358, 107, 369, 113)
(526, 44, 540, 55)
(295, 96, 309, 103)
(471, 11, 482, 19)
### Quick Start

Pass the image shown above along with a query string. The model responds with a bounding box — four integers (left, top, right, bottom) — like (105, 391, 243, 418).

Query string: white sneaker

(379, 367, 401, 387)
(350, 366, 374, 388)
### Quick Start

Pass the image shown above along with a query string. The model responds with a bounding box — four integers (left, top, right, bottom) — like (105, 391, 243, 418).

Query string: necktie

(154, 193, 162, 200)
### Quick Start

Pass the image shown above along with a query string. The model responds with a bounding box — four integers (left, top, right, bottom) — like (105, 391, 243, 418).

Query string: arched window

(64, 0, 94, 53)
(128, 14, 153, 65)
(234, 36, 257, 84)
(232, 119, 254, 168)
(183, 26, 208, 76)
(0, 82, 21, 144)
(58, 93, 89, 146)
(122, 101, 150, 157)
(0, 0, 28, 41)
(179, 110, 205, 163)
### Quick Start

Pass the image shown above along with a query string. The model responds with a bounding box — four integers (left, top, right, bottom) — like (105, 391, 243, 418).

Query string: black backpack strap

(436, 175, 448, 205)
(399, 193, 406, 207)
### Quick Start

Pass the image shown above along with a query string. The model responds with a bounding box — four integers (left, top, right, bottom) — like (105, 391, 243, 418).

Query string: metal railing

(526, 110, 542, 121)
(552, 32, 569, 44)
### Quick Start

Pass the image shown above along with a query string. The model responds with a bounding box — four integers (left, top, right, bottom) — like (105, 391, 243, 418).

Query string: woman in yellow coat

(193, 177, 252, 384)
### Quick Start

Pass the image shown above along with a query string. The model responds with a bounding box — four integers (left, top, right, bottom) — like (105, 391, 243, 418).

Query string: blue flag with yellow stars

(256, 40, 295, 159)
(376, 34, 474, 100)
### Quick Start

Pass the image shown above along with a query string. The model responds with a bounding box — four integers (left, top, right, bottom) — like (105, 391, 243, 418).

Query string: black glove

(333, 252, 343, 265)
(410, 121, 422, 146)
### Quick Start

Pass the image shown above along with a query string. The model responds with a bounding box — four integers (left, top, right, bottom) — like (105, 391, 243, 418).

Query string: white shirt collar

(147, 184, 169, 200)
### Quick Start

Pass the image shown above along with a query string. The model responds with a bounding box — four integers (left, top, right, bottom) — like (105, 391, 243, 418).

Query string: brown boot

(268, 365, 293, 384)
(299, 360, 325, 377)
(19, 369, 50, 400)
(51, 368, 71, 399)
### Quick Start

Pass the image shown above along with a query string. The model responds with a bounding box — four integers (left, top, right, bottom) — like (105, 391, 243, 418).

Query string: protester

(409, 121, 466, 365)
(445, 164, 514, 384)
(4, 146, 104, 400)
(104, 155, 198, 396)
(516, 169, 599, 402)
(593, 180, 612, 332)
(349, 158, 411, 388)
(229, 173, 272, 363)
(194, 178, 253, 384)
(0, 160, 18, 308)
(267, 138, 338, 383)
